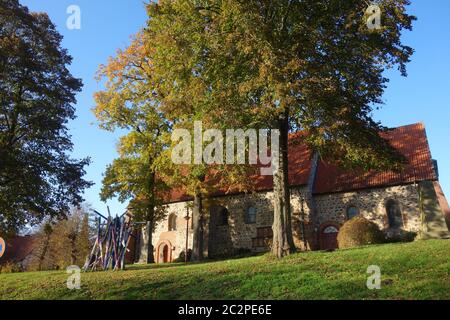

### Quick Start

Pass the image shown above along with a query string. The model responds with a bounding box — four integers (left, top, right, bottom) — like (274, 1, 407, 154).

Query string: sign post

(0, 237, 5, 258)
(184, 206, 191, 264)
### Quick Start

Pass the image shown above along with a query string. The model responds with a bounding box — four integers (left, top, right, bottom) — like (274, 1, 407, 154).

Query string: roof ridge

(388, 122, 425, 131)
(289, 122, 426, 137)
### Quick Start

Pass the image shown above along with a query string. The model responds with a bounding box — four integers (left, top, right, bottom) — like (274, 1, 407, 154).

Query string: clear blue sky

(20, 0, 450, 216)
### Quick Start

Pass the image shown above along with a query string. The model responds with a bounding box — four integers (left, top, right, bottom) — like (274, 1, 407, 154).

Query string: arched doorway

(320, 223, 340, 250)
(157, 240, 172, 263)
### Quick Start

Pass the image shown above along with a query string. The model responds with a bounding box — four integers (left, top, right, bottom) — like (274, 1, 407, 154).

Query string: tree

(142, 1, 261, 261)
(30, 205, 92, 271)
(0, 0, 92, 236)
(93, 32, 170, 263)
(48, 206, 91, 269)
(144, 0, 413, 258)
(76, 211, 91, 265)
(35, 222, 53, 271)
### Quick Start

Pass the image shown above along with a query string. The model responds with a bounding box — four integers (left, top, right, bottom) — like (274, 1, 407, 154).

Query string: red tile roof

(238, 132, 314, 191)
(166, 123, 437, 202)
(313, 123, 437, 194)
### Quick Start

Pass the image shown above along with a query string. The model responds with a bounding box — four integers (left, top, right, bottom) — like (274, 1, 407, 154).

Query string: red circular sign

(0, 237, 5, 258)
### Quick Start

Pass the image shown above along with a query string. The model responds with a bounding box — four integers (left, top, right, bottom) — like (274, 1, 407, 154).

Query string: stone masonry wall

(149, 183, 422, 262)
(151, 187, 311, 261)
(202, 186, 311, 256)
(151, 201, 194, 263)
(314, 184, 421, 232)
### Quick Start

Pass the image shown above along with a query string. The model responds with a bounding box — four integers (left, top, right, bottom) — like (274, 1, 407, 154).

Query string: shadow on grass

(125, 252, 266, 272)
(104, 269, 379, 300)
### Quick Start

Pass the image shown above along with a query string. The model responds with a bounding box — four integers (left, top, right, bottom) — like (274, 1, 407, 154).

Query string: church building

(133, 123, 450, 263)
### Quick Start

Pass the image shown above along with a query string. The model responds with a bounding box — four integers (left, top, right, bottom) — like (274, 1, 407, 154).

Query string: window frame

(346, 205, 360, 220)
(385, 199, 404, 229)
(219, 207, 229, 226)
(168, 213, 177, 231)
(245, 205, 257, 224)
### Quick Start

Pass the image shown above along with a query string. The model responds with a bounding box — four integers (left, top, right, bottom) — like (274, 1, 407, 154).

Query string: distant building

(0, 235, 37, 271)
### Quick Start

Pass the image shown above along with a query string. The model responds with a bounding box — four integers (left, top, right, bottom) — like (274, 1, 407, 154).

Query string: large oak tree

(143, 3, 260, 260)
(0, 0, 92, 236)
(144, 0, 413, 258)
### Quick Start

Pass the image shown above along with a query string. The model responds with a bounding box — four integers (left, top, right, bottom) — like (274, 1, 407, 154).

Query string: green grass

(1, 240, 449, 300)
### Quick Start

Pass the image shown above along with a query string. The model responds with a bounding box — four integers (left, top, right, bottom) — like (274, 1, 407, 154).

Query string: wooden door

(162, 245, 169, 263)
(320, 225, 339, 250)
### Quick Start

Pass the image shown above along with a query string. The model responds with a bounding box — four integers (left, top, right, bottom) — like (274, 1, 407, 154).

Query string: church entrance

(320, 224, 339, 250)
(158, 243, 170, 263)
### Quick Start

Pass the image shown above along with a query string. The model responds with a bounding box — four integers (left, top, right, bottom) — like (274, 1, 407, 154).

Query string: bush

(173, 249, 192, 263)
(0, 261, 22, 274)
(337, 217, 385, 249)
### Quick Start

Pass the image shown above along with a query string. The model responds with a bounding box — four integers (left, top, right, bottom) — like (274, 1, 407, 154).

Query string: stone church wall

(314, 184, 421, 232)
(149, 183, 423, 262)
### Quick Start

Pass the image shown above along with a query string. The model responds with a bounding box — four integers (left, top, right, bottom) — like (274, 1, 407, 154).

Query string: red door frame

(156, 240, 173, 263)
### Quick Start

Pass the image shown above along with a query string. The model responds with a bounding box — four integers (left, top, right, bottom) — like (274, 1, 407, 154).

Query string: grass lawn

(0, 240, 448, 300)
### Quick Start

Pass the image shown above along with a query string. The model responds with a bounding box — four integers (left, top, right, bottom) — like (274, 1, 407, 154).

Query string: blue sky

(20, 0, 450, 216)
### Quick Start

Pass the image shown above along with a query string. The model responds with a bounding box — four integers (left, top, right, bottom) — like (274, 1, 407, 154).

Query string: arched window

(168, 214, 177, 231)
(323, 226, 339, 234)
(245, 206, 257, 224)
(386, 200, 403, 229)
(346, 206, 360, 220)
(219, 207, 229, 226)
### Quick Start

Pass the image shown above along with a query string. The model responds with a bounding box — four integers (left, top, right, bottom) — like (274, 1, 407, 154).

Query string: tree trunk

(139, 169, 156, 264)
(145, 218, 155, 264)
(191, 190, 204, 261)
(69, 233, 77, 265)
(272, 109, 296, 258)
(138, 217, 155, 264)
(38, 234, 51, 271)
